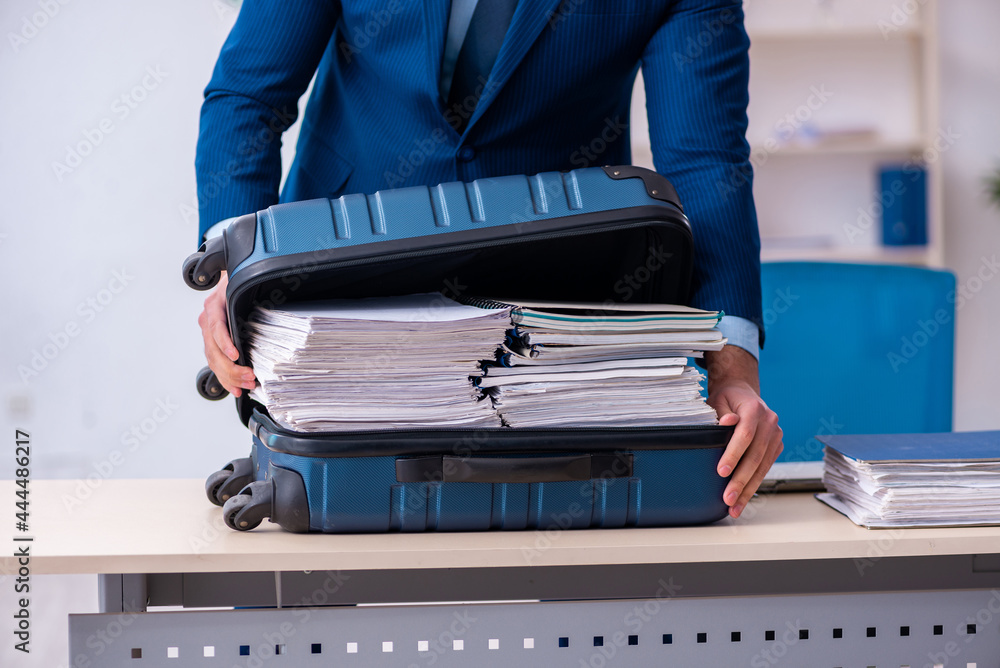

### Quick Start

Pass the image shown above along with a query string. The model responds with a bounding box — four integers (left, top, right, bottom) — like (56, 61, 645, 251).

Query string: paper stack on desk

(245, 293, 510, 431)
(817, 431, 1000, 528)
(465, 297, 725, 428)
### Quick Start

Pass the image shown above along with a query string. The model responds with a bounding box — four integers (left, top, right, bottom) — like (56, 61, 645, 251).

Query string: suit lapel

(463, 0, 562, 134)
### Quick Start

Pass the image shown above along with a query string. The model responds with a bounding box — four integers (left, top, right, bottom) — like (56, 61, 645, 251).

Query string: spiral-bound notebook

(458, 296, 726, 428)
(459, 297, 726, 368)
(461, 296, 724, 330)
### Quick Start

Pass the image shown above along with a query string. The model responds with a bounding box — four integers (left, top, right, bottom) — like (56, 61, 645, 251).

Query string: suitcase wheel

(182, 235, 226, 291)
(223, 480, 272, 531)
(205, 457, 254, 506)
(196, 366, 229, 401)
(182, 252, 221, 291)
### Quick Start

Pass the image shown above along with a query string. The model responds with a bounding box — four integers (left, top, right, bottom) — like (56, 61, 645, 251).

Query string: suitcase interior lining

(232, 223, 690, 311)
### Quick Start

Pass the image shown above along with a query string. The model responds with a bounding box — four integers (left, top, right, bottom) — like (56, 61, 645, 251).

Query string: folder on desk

(816, 431, 1000, 528)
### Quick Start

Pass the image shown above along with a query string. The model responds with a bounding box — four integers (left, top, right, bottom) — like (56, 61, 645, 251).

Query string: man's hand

(704, 345, 782, 518)
(198, 271, 256, 397)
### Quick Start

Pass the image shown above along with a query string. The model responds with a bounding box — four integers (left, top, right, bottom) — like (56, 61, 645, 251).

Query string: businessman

(195, 0, 782, 518)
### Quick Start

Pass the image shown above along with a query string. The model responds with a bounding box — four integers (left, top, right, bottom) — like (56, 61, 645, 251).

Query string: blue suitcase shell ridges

(230, 167, 680, 276)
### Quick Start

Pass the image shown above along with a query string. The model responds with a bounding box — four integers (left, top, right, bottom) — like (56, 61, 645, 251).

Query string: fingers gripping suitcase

(184, 165, 734, 533)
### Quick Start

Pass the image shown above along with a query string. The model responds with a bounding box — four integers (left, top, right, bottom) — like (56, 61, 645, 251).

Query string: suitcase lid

(220, 166, 698, 426)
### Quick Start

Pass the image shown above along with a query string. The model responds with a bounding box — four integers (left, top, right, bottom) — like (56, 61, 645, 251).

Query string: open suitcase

(183, 165, 734, 533)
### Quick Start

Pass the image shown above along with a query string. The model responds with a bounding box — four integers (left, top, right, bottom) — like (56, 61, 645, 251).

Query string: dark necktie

(446, 0, 519, 134)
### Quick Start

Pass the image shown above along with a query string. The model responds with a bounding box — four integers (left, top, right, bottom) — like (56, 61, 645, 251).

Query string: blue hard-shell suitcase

(183, 165, 733, 533)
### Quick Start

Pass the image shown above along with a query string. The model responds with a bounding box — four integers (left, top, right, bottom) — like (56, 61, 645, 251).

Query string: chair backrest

(759, 262, 955, 463)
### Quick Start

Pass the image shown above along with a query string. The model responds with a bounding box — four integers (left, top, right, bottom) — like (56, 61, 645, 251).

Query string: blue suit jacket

(196, 0, 763, 336)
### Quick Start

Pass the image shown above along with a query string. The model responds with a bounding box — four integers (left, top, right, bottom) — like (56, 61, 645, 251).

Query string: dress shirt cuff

(717, 315, 760, 362)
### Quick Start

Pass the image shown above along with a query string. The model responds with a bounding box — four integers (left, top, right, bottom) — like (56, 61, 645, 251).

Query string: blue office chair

(758, 262, 955, 462)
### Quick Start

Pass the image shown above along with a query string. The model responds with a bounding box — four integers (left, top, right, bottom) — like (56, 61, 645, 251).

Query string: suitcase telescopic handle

(396, 453, 633, 484)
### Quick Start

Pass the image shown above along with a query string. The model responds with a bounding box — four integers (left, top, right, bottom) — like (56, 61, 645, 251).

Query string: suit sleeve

(641, 0, 763, 343)
(194, 0, 339, 244)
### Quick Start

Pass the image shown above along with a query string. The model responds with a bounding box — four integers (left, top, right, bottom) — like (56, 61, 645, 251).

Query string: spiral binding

(455, 295, 516, 311)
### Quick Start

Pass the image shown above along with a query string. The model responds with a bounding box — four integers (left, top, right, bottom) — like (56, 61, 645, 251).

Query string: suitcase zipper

(250, 409, 730, 440)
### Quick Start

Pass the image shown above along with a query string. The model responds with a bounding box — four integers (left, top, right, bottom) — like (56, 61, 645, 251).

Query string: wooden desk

(10, 479, 1000, 574)
(8, 480, 1000, 667)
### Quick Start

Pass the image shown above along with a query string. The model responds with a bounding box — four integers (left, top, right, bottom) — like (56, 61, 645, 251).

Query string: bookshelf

(744, 0, 943, 266)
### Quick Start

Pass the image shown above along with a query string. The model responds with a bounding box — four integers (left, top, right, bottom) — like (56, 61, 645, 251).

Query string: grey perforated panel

(70, 589, 1000, 667)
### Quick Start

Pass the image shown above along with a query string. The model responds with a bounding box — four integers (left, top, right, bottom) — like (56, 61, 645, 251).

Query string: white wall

(0, 0, 278, 484)
(938, 0, 1000, 430)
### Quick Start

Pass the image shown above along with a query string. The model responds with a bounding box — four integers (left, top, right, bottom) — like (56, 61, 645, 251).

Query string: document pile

(817, 431, 1000, 528)
(245, 293, 510, 431)
(467, 298, 726, 428)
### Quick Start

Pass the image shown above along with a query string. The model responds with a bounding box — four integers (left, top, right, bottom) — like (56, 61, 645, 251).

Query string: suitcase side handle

(396, 453, 633, 484)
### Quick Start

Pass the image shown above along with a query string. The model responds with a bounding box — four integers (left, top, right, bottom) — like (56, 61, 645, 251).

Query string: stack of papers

(468, 298, 725, 428)
(245, 293, 510, 431)
(817, 431, 1000, 528)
